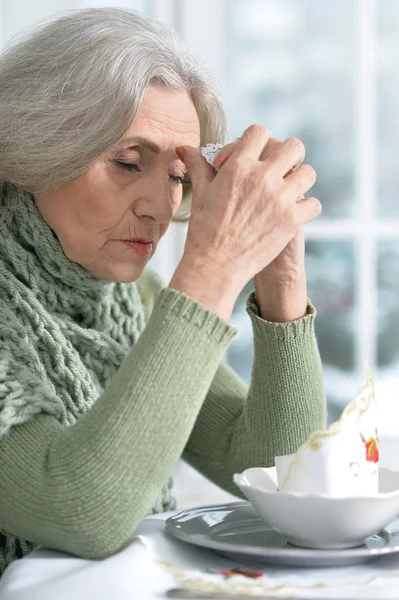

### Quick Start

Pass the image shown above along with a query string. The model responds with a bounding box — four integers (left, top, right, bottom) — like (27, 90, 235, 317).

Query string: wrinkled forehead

(119, 86, 201, 151)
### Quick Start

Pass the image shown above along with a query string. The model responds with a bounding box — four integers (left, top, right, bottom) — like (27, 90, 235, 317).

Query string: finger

(285, 164, 317, 196)
(295, 196, 322, 225)
(214, 135, 282, 169)
(213, 141, 237, 169)
(176, 145, 215, 185)
(260, 137, 305, 176)
(260, 137, 305, 177)
(230, 124, 273, 161)
(259, 137, 282, 161)
(265, 137, 306, 176)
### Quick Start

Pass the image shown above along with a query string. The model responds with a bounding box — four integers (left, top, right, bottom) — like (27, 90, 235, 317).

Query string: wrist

(254, 273, 308, 322)
(169, 255, 242, 321)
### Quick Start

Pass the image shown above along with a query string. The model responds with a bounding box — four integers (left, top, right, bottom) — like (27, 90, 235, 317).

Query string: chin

(86, 260, 146, 283)
(109, 264, 146, 283)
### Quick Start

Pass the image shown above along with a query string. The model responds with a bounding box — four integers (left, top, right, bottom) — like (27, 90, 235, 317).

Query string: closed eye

(170, 174, 192, 186)
(115, 161, 140, 173)
(115, 161, 191, 186)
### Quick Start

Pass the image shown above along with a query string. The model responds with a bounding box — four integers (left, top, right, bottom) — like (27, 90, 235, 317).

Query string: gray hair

(0, 7, 226, 222)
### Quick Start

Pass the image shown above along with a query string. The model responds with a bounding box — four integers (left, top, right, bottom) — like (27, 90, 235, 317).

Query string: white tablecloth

(1, 440, 398, 599)
(2, 510, 399, 599)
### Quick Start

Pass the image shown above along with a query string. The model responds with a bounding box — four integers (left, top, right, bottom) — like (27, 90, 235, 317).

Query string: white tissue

(275, 369, 378, 496)
(200, 143, 223, 169)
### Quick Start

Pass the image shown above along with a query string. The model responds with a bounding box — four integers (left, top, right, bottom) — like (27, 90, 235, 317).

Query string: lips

(121, 239, 155, 256)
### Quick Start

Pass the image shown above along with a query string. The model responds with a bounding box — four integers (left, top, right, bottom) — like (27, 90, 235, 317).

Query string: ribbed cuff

(246, 292, 316, 341)
(158, 287, 237, 346)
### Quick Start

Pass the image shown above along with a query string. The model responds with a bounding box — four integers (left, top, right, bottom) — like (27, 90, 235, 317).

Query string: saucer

(233, 466, 399, 550)
(165, 502, 399, 568)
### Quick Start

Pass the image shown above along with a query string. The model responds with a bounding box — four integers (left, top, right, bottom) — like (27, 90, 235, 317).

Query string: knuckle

(302, 197, 322, 222)
(286, 137, 305, 155)
(246, 124, 272, 139)
(301, 164, 317, 181)
(312, 197, 322, 214)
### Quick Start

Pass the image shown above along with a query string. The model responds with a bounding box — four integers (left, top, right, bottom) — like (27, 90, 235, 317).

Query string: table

(0, 438, 398, 600)
(0, 514, 177, 600)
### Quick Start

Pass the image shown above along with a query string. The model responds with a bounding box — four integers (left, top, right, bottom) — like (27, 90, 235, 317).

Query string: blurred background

(2, 0, 399, 505)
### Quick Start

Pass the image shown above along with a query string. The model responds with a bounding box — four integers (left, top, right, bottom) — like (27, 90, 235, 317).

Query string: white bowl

(233, 466, 399, 550)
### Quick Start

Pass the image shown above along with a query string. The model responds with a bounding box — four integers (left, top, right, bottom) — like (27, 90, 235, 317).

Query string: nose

(133, 172, 175, 224)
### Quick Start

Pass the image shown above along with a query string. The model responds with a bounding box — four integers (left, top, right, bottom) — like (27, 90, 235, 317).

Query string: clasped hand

(172, 126, 321, 322)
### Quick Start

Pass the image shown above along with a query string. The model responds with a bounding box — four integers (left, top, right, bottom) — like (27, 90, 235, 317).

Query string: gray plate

(165, 501, 399, 567)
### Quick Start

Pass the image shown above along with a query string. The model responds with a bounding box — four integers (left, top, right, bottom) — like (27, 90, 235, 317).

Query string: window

(176, 0, 399, 433)
(219, 0, 357, 426)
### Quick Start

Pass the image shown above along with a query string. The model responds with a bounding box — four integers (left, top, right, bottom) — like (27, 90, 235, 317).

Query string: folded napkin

(275, 368, 379, 495)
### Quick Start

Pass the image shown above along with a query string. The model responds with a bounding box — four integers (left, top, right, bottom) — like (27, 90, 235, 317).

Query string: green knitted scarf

(0, 187, 175, 571)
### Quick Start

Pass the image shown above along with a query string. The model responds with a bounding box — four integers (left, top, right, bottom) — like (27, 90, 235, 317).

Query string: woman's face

(34, 86, 200, 282)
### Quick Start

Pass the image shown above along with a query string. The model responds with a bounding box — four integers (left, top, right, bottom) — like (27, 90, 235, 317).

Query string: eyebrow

(119, 136, 162, 154)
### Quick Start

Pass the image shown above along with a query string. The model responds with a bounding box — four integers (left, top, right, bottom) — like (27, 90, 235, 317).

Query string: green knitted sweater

(0, 189, 325, 574)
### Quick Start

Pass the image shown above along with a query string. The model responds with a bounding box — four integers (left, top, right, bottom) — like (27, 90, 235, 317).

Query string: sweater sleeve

(0, 286, 236, 561)
(183, 292, 326, 497)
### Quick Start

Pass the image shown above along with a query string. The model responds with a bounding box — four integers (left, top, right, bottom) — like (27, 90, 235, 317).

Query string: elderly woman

(0, 7, 325, 573)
